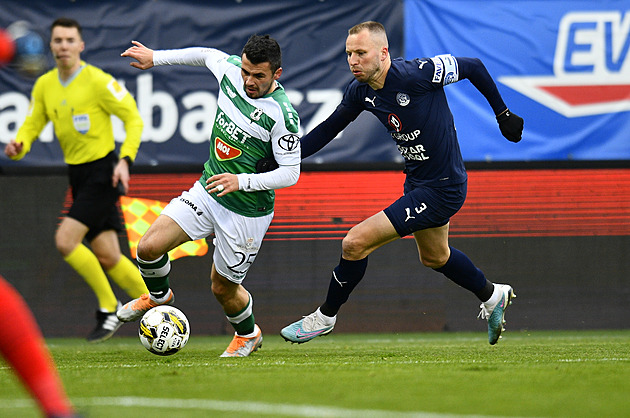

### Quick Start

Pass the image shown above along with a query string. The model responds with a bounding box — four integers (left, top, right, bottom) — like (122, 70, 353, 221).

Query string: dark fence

(1, 168, 628, 338)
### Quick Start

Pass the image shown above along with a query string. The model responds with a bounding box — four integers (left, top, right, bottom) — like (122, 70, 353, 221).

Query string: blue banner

(2, 0, 627, 167)
(405, 0, 630, 162)
(0, 0, 404, 168)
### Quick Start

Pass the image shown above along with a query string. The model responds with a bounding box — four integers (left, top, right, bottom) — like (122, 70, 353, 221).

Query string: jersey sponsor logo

(214, 137, 243, 161)
(431, 56, 444, 83)
(499, 10, 630, 117)
(107, 79, 128, 101)
(396, 92, 410, 106)
(365, 96, 377, 107)
(278, 133, 300, 151)
(388, 113, 402, 132)
(391, 129, 421, 142)
(73, 114, 90, 134)
(397, 143, 430, 161)
(215, 109, 253, 144)
(179, 197, 203, 216)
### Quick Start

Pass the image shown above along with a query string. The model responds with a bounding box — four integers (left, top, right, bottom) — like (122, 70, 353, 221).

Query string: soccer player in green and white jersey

(117, 35, 301, 357)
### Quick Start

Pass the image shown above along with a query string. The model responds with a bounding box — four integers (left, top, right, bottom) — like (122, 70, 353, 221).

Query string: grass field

(1, 330, 628, 417)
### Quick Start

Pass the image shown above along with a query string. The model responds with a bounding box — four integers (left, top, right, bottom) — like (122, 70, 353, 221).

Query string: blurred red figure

(0, 274, 78, 417)
(0, 28, 16, 65)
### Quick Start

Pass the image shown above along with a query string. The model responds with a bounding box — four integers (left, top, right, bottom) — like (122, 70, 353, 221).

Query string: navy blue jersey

(301, 54, 508, 189)
(340, 55, 467, 188)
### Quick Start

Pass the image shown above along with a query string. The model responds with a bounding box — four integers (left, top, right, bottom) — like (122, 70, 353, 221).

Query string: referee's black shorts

(67, 151, 124, 242)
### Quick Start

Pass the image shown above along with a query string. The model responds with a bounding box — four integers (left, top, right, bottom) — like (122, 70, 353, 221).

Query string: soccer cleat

(280, 309, 336, 344)
(116, 291, 174, 322)
(87, 301, 123, 343)
(219, 324, 263, 357)
(478, 284, 516, 345)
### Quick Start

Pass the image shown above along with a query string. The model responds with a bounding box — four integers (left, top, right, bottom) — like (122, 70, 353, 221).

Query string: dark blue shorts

(383, 181, 467, 237)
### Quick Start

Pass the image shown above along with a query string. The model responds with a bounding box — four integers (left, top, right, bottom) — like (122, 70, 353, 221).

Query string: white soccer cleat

(478, 284, 516, 345)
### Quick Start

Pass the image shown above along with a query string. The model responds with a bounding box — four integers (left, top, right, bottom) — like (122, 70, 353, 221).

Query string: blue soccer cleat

(281, 309, 336, 344)
(478, 284, 516, 345)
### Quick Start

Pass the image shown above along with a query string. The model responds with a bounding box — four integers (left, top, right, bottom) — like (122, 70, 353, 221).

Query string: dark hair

(50, 17, 82, 38)
(241, 34, 282, 73)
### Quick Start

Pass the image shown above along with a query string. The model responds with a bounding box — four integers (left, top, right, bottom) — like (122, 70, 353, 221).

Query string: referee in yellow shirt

(4, 17, 148, 342)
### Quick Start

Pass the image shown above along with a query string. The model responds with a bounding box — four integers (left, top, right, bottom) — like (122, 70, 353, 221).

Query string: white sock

(239, 324, 260, 338)
(151, 289, 172, 304)
(316, 308, 336, 325)
(483, 285, 503, 310)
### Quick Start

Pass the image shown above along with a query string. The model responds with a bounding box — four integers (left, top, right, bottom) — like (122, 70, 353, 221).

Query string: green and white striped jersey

(154, 47, 301, 217)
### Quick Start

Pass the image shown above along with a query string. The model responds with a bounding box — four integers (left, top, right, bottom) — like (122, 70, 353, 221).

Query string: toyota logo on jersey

(278, 133, 300, 151)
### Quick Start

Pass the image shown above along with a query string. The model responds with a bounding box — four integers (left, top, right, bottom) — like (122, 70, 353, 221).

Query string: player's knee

(210, 276, 235, 302)
(341, 233, 368, 260)
(420, 252, 448, 269)
(136, 236, 161, 261)
(95, 252, 119, 270)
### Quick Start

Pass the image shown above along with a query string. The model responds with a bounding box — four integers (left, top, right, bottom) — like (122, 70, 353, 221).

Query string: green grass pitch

(1, 330, 629, 417)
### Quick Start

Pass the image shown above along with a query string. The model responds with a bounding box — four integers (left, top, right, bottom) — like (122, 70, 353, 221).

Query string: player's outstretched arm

(121, 40, 154, 70)
(457, 57, 523, 143)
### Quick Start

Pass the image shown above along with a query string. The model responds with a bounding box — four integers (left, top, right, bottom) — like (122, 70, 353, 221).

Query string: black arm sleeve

(301, 105, 360, 159)
(457, 57, 507, 116)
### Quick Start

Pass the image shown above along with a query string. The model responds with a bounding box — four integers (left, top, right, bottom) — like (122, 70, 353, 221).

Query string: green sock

(136, 254, 170, 298)
(226, 293, 255, 335)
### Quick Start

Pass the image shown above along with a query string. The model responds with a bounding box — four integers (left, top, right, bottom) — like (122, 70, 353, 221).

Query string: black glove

(496, 109, 523, 143)
(255, 157, 279, 173)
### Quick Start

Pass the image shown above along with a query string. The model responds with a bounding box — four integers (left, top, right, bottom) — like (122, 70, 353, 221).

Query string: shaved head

(348, 21, 389, 49)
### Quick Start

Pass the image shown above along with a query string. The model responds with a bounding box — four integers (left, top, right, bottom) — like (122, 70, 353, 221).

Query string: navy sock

(320, 256, 368, 317)
(434, 246, 493, 302)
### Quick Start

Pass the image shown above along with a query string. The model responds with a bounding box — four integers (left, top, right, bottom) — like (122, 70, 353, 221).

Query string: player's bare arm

(121, 40, 154, 70)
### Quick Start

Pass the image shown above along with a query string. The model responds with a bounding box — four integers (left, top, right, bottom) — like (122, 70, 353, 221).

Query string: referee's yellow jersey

(13, 61, 143, 165)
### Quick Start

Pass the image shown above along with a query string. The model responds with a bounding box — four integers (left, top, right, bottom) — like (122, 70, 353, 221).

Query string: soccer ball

(139, 306, 190, 356)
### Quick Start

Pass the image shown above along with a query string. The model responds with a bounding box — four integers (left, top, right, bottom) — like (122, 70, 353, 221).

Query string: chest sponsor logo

(214, 137, 242, 161)
(388, 113, 402, 132)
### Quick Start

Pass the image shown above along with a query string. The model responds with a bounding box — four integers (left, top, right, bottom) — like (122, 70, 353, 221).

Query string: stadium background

(0, 0, 628, 337)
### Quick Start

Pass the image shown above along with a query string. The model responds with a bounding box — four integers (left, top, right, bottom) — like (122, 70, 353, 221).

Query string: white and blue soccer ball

(139, 305, 190, 356)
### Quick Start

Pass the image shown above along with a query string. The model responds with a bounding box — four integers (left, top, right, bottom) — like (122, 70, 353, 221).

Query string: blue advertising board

(1, 0, 627, 167)
(405, 0, 630, 161)
(0, 0, 403, 168)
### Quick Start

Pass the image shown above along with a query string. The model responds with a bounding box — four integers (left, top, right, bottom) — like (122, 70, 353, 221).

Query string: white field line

(0, 396, 525, 418)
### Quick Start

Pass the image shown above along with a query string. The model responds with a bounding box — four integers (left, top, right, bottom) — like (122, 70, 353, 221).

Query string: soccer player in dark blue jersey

(281, 21, 523, 345)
